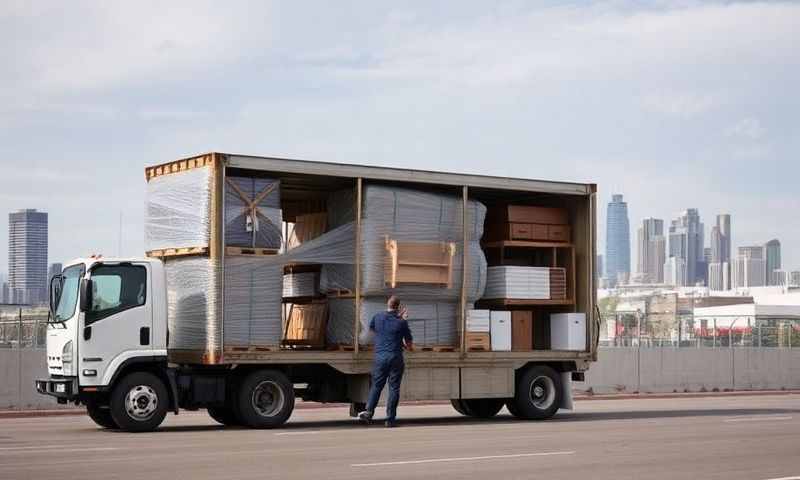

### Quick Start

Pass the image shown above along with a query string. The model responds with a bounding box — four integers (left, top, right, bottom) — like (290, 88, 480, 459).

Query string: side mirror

(49, 274, 63, 318)
(80, 278, 93, 312)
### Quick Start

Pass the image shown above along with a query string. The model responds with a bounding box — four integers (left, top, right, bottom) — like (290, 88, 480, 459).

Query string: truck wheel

(208, 407, 239, 427)
(86, 403, 118, 429)
(505, 400, 523, 418)
(451, 399, 468, 416)
(510, 365, 562, 420)
(109, 372, 169, 432)
(236, 370, 294, 428)
(461, 399, 504, 418)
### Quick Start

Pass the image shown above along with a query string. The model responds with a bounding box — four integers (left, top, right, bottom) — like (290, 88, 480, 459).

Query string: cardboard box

(493, 205, 569, 225)
(550, 313, 586, 351)
(511, 311, 533, 351)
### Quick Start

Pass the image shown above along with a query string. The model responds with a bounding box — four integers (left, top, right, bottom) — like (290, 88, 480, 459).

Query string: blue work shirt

(369, 310, 413, 357)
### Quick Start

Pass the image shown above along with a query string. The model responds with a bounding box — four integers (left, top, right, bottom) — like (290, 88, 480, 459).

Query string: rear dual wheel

(235, 370, 295, 428)
(506, 365, 562, 420)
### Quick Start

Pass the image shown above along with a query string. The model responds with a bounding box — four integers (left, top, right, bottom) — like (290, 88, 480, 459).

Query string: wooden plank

(145, 246, 208, 258)
(460, 185, 468, 355)
(354, 178, 362, 354)
(483, 240, 575, 249)
(144, 153, 215, 181)
(225, 246, 280, 256)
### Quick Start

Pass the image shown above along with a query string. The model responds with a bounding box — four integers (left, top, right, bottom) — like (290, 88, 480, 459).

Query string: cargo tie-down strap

(225, 178, 278, 235)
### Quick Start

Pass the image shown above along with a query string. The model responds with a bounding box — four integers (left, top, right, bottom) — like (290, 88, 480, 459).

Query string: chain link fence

(0, 306, 49, 349)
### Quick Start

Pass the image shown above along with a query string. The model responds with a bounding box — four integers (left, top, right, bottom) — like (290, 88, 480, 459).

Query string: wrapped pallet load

(322, 184, 487, 348)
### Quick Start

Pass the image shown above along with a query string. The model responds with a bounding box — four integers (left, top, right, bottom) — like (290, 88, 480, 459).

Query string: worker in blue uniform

(358, 295, 413, 427)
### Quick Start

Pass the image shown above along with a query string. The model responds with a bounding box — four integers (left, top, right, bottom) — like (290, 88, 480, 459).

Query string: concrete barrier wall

(3, 347, 799, 408)
(583, 347, 800, 394)
(0, 349, 63, 409)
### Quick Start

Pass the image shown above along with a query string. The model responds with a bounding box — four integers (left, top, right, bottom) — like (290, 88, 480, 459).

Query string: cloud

(641, 91, 724, 117)
(726, 117, 766, 140)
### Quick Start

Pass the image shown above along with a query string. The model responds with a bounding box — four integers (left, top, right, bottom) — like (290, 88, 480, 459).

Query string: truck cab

(37, 257, 171, 430)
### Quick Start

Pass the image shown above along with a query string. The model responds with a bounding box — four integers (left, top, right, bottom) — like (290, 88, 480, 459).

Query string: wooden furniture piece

(283, 302, 328, 348)
(384, 237, 456, 288)
(465, 332, 491, 351)
(511, 311, 534, 351)
(287, 212, 327, 249)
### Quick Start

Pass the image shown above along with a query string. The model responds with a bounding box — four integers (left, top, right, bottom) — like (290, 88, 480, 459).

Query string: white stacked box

(550, 313, 586, 351)
(490, 311, 512, 351)
(282, 272, 318, 298)
(466, 309, 491, 333)
(483, 266, 551, 300)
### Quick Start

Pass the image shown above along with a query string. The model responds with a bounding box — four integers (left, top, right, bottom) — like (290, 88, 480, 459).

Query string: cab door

(78, 263, 153, 387)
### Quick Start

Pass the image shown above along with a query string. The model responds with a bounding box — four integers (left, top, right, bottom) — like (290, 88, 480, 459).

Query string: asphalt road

(1, 395, 799, 480)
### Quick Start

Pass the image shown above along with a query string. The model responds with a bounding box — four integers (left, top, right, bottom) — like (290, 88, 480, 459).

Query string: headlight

(62, 341, 73, 376)
(62, 340, 73, 363)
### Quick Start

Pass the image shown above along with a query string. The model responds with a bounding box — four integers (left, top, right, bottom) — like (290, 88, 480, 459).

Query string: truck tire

(208, 407, 239, 426)
(505, 400, 523, 418)
(236, 370, 294, 429)
(451, 399, 468, 416)
(109, 372, 169, 432)
(510, 365, 562, 420)
(86, 403, 118, 429)
(461, 399, 504, 418)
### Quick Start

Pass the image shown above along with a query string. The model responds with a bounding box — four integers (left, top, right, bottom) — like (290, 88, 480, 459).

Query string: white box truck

(36, 152, 598, 432)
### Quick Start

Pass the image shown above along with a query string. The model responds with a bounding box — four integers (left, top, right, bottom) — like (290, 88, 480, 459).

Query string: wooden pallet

(145, 153, 217, 181)
(418, 345, 457, 352)
(225, 246, 280, 256)
(146, 246, 208, 258)
(224, 345, 280, 353)
(326, 344, 375, 352)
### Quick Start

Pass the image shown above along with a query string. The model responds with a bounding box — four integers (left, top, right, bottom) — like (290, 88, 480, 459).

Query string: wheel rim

(528, 375, 556, 410)
(251, 380, 285, 418)
(125, 385, 159, 421)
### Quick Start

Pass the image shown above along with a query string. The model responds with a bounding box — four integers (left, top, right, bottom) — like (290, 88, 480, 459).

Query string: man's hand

(399, 305, 408, 320)
(404, 341, 414, 352)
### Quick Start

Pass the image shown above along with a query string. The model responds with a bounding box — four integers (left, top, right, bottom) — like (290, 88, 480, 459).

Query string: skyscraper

(605, 194, 630, 287)
(732, 246, 766, 288)
(707, 214, 732, 290)
(764, 239, 781, 286)
(667, 209, 705, 286)
(664, 257, 686, 287)
(636, 218, 665, 283)
(596, 254, 604, 285)
(8, 209, 48, 305)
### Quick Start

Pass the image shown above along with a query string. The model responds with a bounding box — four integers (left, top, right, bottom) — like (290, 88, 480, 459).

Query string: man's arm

(369, 316, 376, 332)
(402, 321, 413, 351)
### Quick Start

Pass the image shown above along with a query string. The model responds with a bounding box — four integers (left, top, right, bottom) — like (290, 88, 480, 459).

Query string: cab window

(86, 265, 147, 325)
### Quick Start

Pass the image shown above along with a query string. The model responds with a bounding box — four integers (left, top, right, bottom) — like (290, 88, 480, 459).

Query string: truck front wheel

(109, 372, 169, 432)
(236, 370, 294, 428)
(509, 365, 562, 420)
(86, 403, 118, 429)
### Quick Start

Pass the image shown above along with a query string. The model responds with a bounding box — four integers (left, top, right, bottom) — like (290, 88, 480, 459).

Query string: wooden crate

(287, 212, 327, 249)
(491, 205, 569, 225)
(283, 303, 328, 348)
(385, 237, 456, 288)
(465, 332, 491, 351)
(511, 311, 534, 351)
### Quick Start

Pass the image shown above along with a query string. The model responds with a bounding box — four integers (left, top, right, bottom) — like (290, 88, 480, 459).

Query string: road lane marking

(761, 477, 800, 480)
(0, 447, 118, 454)
(724, 416, 792, 423)
(351, 451, 575, 467)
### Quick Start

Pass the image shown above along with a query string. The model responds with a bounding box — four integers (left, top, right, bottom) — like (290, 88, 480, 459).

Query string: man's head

(387, 295, 401, 312)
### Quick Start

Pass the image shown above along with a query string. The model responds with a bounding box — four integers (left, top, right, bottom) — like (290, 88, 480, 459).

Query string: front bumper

(36, 377, 78, 401)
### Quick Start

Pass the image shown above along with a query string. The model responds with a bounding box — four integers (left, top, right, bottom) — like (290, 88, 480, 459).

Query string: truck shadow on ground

(146, 407, 800, 433)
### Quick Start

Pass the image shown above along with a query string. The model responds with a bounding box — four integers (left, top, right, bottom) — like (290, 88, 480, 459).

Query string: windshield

(53, 264, 84, 323)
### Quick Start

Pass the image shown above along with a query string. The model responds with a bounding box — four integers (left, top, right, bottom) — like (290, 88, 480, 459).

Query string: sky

(1, 0, 798, 275)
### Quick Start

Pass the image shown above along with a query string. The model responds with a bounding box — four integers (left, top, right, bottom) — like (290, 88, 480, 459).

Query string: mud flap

(560, 372, 574, 410)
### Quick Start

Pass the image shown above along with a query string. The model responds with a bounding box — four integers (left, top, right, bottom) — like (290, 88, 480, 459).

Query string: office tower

(708, 214, 732, 290)
(664, 257, 687, 287)
(605, 194, 631, 287)
(668, 209, 705, 286)
(732, 246, 766, 288)
(636, 218, 665, 283)
(772, 270, 788, 287)
(764, 239, 781, 286)
(48, 262, 62, 296)
(8, 209, 48, 305)
(791, 271, 800, 287)
(1, 282, 8, 304)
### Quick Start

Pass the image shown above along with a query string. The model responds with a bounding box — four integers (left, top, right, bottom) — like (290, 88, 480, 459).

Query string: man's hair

(387, 295, 401, 311)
